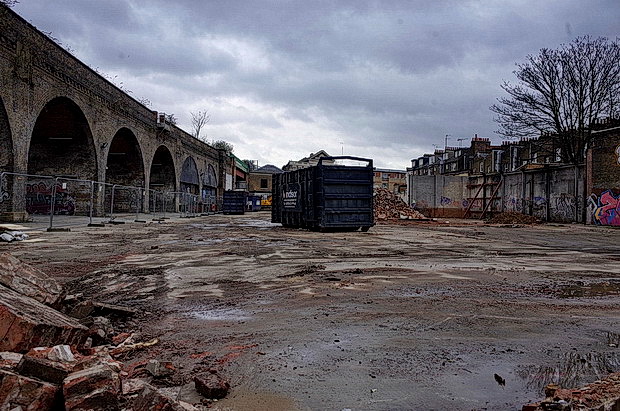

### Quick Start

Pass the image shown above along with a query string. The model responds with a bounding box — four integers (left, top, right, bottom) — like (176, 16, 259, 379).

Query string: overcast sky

(13, 1, 620, 169)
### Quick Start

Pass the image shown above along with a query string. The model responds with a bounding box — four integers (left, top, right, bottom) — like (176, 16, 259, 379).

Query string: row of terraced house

(407, 119, 620, 226)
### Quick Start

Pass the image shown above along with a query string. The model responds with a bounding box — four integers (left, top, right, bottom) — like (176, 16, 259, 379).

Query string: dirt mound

(374, 188, 426, 220)
(487, 211, 540, 225)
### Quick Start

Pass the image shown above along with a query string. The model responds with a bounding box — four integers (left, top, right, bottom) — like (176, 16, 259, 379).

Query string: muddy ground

(3, 212, 620, 410)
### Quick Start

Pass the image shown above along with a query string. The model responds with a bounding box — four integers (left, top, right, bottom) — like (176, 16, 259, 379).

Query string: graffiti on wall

(25, 181, 75, 215)
(438, 196, 468, 208)
(616, 145, 620, 165)
(552, 194, 576, 221)
(0, 173, 8, 204)
(590, 190, 620, 226)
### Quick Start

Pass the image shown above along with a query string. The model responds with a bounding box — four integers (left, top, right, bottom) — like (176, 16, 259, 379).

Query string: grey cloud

(13, 0, 620, 168)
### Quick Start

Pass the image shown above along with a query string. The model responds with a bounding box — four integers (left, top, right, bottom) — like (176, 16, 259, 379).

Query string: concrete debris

(145, 359, 176, 378)
(0, 369, 62, 410)
(0, 284, 88, 352)
(193, 371, 230, 399)
(374, 188, 426, 220)
(48, 344, 76, 363)
(523, 373, 620, 411)
(0, 253, 63, 306)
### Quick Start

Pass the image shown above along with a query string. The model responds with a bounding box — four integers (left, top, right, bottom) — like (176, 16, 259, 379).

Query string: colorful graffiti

(591, 190, 620, 226)
(25, 181, 76, 215)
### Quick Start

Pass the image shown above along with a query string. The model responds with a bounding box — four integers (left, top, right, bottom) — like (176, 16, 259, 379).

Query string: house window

(260, 178, 268, 189)
(555, 148, 562, 162)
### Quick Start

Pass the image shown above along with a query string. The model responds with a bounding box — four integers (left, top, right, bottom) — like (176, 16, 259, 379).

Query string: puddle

(188, 308, 251, 321)
(555, 281, 620, 298)
(517, 351, 620, 392)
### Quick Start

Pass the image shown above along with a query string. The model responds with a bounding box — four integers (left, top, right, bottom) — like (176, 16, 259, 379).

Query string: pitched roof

(254, 164, 283, 174)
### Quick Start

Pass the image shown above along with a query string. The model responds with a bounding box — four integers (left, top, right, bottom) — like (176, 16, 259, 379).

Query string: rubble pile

(0, 253, 229, 410)
(522, 374, 620, 411)
(374, 188, 426, 220)
(487, 211, 540, 225)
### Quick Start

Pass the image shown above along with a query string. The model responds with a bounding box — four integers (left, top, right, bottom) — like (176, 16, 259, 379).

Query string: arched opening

(0, 96, 12, 174)
(27, 97, 97, 216)
(28, 97, 97, 178)
(180, 156, 199, 195)
(150, 145, 176, 212)
(202, 163, 217, 211)
(105, 128, 144, 185)
(0, 96, 13, 215)
(150, 145, 176, 192)
(105, 128, 145, 213)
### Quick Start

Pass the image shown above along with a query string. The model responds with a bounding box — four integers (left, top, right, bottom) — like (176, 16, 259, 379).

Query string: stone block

(0, 284, 88, 352)
(0, 369, 62, 410)
(0, 252, 63, 306)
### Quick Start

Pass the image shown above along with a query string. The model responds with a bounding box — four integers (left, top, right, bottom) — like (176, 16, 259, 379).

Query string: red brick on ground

(0, 252, 63, 306)
(0, 284, 87, 352)
(0, 369, 62, 410)
(63, 364, 121, 411)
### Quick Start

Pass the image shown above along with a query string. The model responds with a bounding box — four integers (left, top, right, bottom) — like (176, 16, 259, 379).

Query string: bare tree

(491, 36, 620, 164)
(165, 113, 177, 126)
(0, 1, 19, 7)
(191, 110, 210, 140)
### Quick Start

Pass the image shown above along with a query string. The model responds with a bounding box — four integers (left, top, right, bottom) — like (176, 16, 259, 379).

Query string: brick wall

(0, 5, 228, 218)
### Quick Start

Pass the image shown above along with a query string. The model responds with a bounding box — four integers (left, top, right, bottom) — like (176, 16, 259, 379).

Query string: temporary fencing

(0, 171, 223, 230)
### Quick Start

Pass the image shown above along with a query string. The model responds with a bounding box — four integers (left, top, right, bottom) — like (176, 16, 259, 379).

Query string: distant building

(373, 168, 407, 199)
(282, 150, 334, 171)
(247, 164, 283, 208)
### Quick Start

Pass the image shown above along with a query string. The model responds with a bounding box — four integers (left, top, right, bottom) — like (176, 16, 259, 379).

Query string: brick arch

(180, 156, 199, 195)
(105, 127, 145, 186)
(0, 95, 12, 173)
(28, 96, 98, 180)
(149, 145, 176, 194)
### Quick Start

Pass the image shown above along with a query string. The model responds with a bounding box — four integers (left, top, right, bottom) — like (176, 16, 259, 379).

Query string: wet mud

(4, 212, 620, 409)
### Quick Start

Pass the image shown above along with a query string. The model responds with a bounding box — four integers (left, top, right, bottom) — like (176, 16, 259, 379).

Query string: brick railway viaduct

(0, 6, 227, 220)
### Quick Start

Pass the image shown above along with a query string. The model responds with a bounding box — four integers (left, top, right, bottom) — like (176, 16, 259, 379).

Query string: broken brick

(0, 352, 22, 371)
(17, 354, 74, 384)
(193, 372, 230, 399)
(0, 284, 88, 352)
(128, 379, 192, 411)
(0, 369, 62, 410)
(0, 252, 63, 306)
(63, 364, 121, 411)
